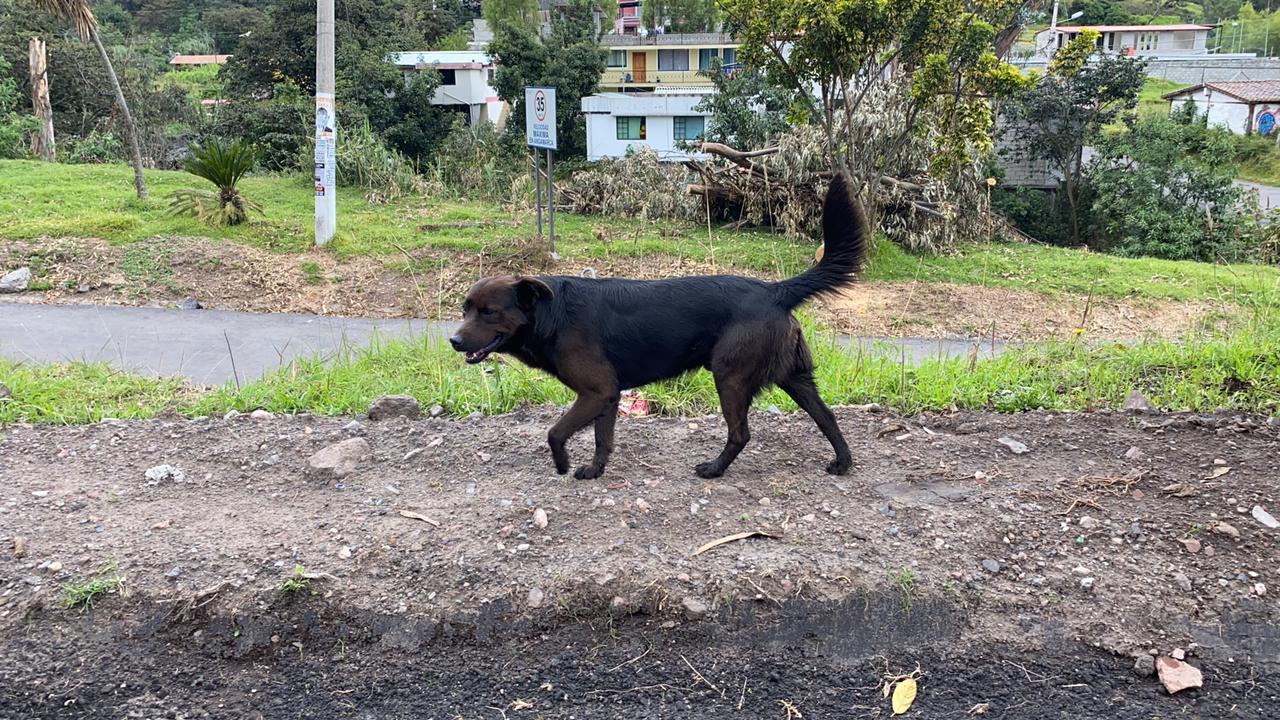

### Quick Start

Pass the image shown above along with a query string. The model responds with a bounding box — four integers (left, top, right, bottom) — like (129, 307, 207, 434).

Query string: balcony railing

(601, 69, 716, 86)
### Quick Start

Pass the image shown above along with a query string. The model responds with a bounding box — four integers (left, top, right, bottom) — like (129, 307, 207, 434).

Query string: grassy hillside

(2, 159, 1278, 309)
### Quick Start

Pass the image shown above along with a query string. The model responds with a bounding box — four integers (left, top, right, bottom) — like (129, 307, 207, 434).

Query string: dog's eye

(480, 308, 495, 316)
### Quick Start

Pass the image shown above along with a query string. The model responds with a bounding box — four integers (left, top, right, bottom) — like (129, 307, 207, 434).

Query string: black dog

(450, 173, 869, 479)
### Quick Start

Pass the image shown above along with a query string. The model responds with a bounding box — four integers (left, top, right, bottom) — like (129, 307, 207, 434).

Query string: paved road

(0, 302, 1012, 386)
(1236, 180, 1280, 211)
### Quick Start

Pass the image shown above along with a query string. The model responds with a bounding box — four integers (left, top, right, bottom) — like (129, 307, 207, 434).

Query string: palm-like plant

(170, 139, 262, 226)
(39, 0, 148, 199)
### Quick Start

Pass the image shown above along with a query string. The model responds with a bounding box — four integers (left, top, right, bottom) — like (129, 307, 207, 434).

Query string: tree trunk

(28, 37, 56, 161)
(88, 27, 148, 199)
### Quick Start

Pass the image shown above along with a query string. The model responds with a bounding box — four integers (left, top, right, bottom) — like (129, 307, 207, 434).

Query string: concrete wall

(1145, 58, 1280, 83)
(582, 93, 713, 161)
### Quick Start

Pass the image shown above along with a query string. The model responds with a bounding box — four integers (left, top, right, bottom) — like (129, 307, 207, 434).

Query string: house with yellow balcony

(600, 32, 740, 91)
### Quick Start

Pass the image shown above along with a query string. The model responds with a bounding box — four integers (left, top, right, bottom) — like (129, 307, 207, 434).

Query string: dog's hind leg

(779, 370, 852, 475)
(696, 372, 756, 479)
(575, 399, 619, 480)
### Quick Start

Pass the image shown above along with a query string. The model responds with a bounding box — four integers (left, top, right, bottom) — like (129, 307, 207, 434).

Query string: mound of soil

(1, 407, 1277, 717)
(0, 236, 1227, 342)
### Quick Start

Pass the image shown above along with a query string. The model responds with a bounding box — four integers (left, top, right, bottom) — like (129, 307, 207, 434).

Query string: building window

(439, 69, 457, 85)
(486, 68, 495, 84)
(1139, 32, 1160, 51)
(673, 116, 705, 141)
(608, 50, 626, 68)
(722, 48, 737, 66)
(616, 116, 646, 140)
(698, 48, 719, 71)
(657, 49, 689, 71)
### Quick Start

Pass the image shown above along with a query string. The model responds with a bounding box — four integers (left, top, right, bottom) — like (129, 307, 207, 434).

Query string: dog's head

(450, 275, 553, 364)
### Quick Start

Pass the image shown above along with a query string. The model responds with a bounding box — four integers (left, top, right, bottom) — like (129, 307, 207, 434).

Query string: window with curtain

(673, 116, 705, 141)
(698, 48, 719, 71)
(722, 48, 737, 66)
(608, 50, 626, 67)
(616, 116, 646, 140)
(657, 49, 689, 71)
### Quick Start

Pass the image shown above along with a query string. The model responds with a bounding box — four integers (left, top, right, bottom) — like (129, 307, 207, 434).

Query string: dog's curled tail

(773, 173, 870, 311)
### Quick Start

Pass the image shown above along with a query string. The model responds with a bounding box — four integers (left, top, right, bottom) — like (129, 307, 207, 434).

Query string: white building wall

(582, 93, 714, 161)
(1169, 88, 1253, 133)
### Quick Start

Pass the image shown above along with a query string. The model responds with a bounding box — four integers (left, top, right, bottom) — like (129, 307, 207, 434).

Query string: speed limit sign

(524, 86, 557, 150)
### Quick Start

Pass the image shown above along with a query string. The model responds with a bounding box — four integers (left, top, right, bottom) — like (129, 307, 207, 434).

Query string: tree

(488, 0, 605, 159)
(1067, 0, 1132, 25)
(716, 0, 1030, 206)
(643, 0, 720, 32)
(692, 60, 792, 149)
(999, 32, 1146, 243)
(38, 0, 148, 197)
(1089, 107, 1246, 261)
(221, 0, 455, 164)
(0, 52, 38, 159)
(482, 0, 540, 27)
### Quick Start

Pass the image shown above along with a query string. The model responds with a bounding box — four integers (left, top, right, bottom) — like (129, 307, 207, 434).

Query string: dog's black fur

(451, 173, 869, 479)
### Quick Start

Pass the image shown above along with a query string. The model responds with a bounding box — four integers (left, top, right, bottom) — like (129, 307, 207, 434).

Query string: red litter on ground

(618, 390, 649, 418)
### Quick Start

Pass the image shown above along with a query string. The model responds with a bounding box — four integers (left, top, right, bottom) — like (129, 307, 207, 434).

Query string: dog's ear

(514, 277, 553, 310)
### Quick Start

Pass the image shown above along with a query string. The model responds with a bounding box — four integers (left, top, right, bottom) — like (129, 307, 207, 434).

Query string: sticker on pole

(524, 86, 557, 150)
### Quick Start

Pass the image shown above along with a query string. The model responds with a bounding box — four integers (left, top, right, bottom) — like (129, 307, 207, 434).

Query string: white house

(581, 91, 713, 161)
(1034, 24, 1215, 58)
(388, 50, 508, 128)
(1163, 80, 1280, 134)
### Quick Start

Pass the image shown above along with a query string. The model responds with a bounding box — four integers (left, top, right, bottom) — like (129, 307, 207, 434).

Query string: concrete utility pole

(314, 0, 337, 247)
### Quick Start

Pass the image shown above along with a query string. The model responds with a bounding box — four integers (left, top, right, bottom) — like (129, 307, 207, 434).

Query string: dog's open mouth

(464, 334, 504, 364)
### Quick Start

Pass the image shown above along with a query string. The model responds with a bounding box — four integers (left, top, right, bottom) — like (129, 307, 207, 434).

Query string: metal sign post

(524, 86, 558, 255)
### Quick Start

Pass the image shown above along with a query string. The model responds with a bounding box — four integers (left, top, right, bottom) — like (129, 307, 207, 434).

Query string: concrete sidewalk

(0, 302, 1012, 386)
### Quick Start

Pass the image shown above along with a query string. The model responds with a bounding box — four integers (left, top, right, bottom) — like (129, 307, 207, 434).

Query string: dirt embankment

(0, 236, 1227, 342)
(1, 407, 1277, 717)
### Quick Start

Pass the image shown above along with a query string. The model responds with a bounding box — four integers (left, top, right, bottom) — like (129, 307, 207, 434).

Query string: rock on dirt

(981, 559, 1000, 574)
(1173, 572, 1193, 592)
(1252, 505, 1279, 530)
(144, 465, 185, 484)
(306, 438, 371, 479)
(0, 266, 31, 293)
(533, 508, 549, 529)
(1133, 655, 1156, 677)
(1123, 389, 1153, 412)
(526, 587, 545, 609)
(368, 395, 422, 421)
(681, 596, 708, 620)
(996, 437, 1029, 454)
(12, 535, 27, 558)
(250, 409, 275, 420)
(428, 404, 446, 418)
(1156, 656, 1204, 695)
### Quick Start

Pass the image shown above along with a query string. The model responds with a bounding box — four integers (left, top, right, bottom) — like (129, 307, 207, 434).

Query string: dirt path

(0, 236, 1228, 342)
(1, 407, 1277, 717)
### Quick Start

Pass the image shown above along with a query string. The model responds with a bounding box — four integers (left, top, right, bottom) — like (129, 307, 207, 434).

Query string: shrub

(1088, 111, 1249, 261)
(170, 138, 262, 226)
(429, 116, 527, 203)
(329, 119, 422, 202)
(61, 131, 124, 164)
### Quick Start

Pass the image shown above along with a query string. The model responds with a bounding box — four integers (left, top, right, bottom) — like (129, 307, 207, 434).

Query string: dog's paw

(552, 455, 570, 475)
(825, 456, 852, 475)
(573, 464, 604, 480)
(694, 460, 725, 479)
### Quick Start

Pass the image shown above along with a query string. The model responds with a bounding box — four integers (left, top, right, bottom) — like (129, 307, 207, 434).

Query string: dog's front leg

(575, 397, 620, 480)
(547, 392, 616, 476)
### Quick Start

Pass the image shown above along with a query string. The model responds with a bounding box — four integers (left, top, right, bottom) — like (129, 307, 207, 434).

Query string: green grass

(0, 160, 804, 275)
(61, 562, 126, 611)
(6, 160, 1280, 310)
(4, 314, 1278, 425)
(865, 237, 1280, 309)
(1137, 77, 1186, 122)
